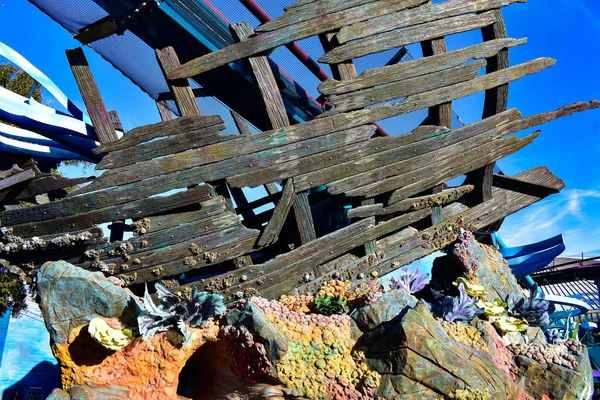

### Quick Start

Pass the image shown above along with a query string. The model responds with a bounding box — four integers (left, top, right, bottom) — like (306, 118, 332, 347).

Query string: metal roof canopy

(29, 0, 323, 131)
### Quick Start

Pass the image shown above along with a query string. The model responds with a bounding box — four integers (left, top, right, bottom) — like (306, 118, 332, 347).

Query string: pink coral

(219, 324, 272, 382)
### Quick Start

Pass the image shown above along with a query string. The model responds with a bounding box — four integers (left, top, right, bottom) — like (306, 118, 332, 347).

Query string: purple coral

(506, 284, 549, 330)
(219, 325, 273, 382)
(442, 283, 484, 323)
(389, 267, 430, 294)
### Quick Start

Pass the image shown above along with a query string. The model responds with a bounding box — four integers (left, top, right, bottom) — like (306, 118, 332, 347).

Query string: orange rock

(51, 321, 219, 400)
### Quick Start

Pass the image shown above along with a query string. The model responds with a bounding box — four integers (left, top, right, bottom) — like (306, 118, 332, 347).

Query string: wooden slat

(258, 0, 382, 32)
(167, 0, 429, 80)
(257, 179, 295, 246)
(65, 48, 118, 144)
(156, 99, 174, 121)
(380, 134, 538, 202)
(94, 115, 223, 154)
(109, 110, 124, 132)
(327, 58, 555, 126)
(143, 197, 228, 233)
(294, 109, 521, 192)
(13, 176, 93, 201)
(347, 185, 474, 218)
(492, 174, 560, 197)
(467, 8, 511, 205)
(420, 28, 451, 227)
(228, 125, 436, 189)
(337, 0, 525, 44)
(156, 46, 201, 117)
(319, 11, 498, 64)
(0, 178, 214, 227)
(318, 38, 526, 95)
(10, 185, 215, 237)
(231, 110, 252, 136)
(0, 169, 36, 193)
(83, 214, 242, 268)
(74, 16, 117, 45)
(77, 125, 373, 195)
(96, 123, 229, 170)
(121, 234, 259, 286)
(326, 60, 485, 114)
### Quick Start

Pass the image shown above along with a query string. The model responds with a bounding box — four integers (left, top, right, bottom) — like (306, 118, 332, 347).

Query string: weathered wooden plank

(318, 38, 526, 95)
(78, 125, 374, 194)
(259, 0, 384, 33)
(74, 16, 117, 45)
(284, 0, 320, 11)
(122, 235, 259, 286)
(0, 169, 36, 193)
(420, 30, 451, 227)
(246, 208, 433, 299)
(10, 185, 215, 237)
(167, 0, 429, 80)
(318, 32, 358, 82)
(82, 214, 242, 271)
(12, 176, 93, 201)
(347, 185, 474, 218)
(326, 60, 485, 115)
(96, 124, 228, 170)
(0, 179, 214, 227)
(337, 0, 525, 44)
(143, 197, 228, 233)
(328, 58, 555, 126)
(105, 226, 257, 275)
(231, 110, 252, 136)
(492, 174, 560, 197)
(257, 179, 295, 247)
(232, 22, 289, 129)
(231, 22, 316, 245)
(319, 11, 498, 64)
(65, 48, 118, 144)
(295, 109, 521, 192)
(228, 125, 438, 189)
(467, 8, 511, 205)
(379, 134, 538, 202)
(0, 165, 24, 180)
(109, 110, 124, 132)
(156, 99, 174, 121)
(156, 46, 201, 117)
(94, 115, 223, 155)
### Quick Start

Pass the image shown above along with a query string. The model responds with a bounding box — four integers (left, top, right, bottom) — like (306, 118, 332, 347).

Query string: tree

(0, 62, 42, 100)
(0, 263, 28, 318)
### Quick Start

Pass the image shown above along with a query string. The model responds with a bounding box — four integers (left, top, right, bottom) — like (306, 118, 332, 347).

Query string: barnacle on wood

(118, 272, 137, 287)
(189, 243, 202, 256)
(203, 251, 218, 263)
(132, 218, 151, 235)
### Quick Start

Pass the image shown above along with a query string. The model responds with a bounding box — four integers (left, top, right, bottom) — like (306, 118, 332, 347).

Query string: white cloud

(499, 188, 600, 255)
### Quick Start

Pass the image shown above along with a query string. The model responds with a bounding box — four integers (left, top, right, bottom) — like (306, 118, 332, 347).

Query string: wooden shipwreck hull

(0, 0, 598, 302)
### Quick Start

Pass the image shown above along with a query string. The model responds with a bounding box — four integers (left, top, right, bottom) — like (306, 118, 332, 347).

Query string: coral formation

(507, 339, 582, 369)
(440, 320, 489, 352)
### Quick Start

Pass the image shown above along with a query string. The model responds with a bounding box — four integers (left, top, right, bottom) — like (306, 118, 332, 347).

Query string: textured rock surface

(358, 301, 524, 399)
(431, 231, 522, 302)
(351, 289, 417, 332)
(38, 260, 219, 400)
(37, 260, 139, 344)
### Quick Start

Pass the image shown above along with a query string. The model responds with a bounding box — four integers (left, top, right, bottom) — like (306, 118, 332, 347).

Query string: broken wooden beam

(336, 0, 526, 44)
(166, 0, 429, 80)
(74, 16, 117, 45)
(319, 11, 498, 64)
(156, 46, 201, 117)
(347, 185, 474, 218)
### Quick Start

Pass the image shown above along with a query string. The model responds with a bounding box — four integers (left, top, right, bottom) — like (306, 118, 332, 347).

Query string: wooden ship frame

(1, 0, 598, 303)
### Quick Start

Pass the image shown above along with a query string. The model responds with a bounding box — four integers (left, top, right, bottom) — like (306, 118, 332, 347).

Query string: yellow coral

(440, 320, 489, 352)
(279, 294, 314, 313)
(316, 280, 352, 298)
(88, 318, 132, 351)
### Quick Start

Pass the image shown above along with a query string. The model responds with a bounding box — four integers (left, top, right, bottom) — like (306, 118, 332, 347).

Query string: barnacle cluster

(440, 320, 489, 352)
(132, 218, 151, 235)
(250, 297, 379, 399)
(507, 339, 582, 369)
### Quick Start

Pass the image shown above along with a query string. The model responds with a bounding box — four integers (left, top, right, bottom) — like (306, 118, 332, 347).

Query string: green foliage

(314, 295, 347, 316)
(0, 264, 28, 318)
(0, 63, 42, 101)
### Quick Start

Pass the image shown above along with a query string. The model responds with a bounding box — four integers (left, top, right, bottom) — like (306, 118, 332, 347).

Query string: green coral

(315, 295, 347, 316)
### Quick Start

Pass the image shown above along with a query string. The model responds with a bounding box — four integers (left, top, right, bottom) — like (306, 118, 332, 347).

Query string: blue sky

(0, 0, 599, 256)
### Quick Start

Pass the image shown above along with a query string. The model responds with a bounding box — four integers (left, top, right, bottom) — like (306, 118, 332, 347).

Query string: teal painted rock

(432, 231, 522, 302)
(351, 289, 417, 332)
(37, 260, 139, 344)
(358, 301, 523, 399)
